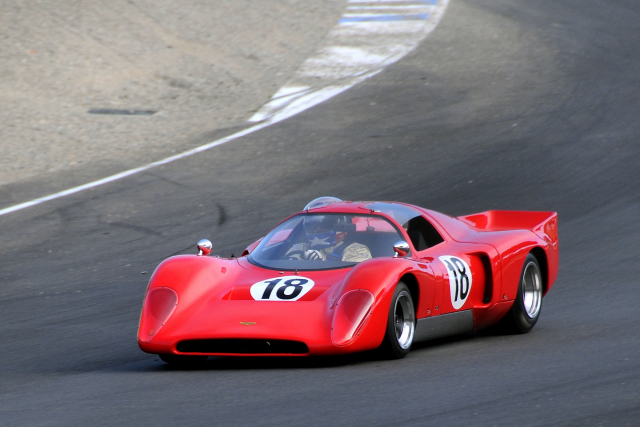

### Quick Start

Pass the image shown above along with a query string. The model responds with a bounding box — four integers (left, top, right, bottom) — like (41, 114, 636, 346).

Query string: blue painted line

(340, 13, 429, 23)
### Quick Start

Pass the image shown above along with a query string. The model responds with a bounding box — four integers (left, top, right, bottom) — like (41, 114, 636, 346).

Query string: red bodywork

(138, 201, 558, 357)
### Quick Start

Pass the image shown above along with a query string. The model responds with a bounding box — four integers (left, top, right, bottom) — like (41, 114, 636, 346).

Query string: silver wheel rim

(394, 290, 415, 350)
(522, 261, 542, 318)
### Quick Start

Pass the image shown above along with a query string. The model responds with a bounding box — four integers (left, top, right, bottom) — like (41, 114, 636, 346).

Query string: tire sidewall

(381, 282, 415, 359)
(509, 253, 542, 333)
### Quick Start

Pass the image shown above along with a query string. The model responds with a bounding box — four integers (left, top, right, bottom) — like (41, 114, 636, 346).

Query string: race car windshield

(248, 213, 407, 271)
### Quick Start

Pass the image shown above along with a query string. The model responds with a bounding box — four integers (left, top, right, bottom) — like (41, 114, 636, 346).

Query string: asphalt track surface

(1, 1, 639, 425)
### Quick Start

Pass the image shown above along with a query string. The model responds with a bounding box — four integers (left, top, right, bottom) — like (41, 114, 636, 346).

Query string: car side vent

(478, 253, 494, 304)
(176, 339, 309, 355)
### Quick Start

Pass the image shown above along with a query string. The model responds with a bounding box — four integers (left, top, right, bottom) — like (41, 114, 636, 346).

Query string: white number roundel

(250, 276, 315, 301)
(439, 256, 472, 310)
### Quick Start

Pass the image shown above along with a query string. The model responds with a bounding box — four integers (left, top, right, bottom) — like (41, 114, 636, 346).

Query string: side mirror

(393, 240, 410, 257)
(197, 239, 212, 256)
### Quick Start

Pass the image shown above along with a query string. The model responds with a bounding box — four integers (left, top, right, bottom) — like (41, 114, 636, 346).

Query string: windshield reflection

(248, 213, 407, 271)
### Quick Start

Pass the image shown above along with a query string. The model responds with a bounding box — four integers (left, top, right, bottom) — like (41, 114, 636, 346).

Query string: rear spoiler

(458, 210, 558, 245)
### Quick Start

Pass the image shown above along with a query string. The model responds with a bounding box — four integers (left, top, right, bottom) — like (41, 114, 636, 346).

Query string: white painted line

(0, 121, 271, 217)
(250, 0, 448, 123)
(341, 12, 428, 17)
(0, 0, 449, 218)
(256, 70, 383, 124)
(346, 5, 432, 10)
(269, 86, 312, 100)
(248, 86, 312, 123)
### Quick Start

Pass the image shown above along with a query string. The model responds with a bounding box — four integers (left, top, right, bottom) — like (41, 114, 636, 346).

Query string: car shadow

(150, 350, 384, 371)
(118, 329, 516, 372)
(134, 334, 493, 372)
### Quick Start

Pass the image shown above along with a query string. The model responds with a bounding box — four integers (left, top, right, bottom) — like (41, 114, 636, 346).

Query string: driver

(285, 215, 372, 262)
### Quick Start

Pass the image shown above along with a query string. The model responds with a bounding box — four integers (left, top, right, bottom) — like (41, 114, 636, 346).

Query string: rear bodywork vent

(176, 339, 309, 355)
(478, 253, 494, 304)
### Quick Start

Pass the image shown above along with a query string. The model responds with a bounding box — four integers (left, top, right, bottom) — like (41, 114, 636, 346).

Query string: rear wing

(458, 210, 558, 245)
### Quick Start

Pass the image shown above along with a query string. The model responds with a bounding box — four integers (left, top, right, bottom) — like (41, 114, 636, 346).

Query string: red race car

(138, 197, 558, 364)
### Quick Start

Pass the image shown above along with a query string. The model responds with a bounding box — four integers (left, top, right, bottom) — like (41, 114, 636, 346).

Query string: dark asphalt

(1, 0, 639, 425)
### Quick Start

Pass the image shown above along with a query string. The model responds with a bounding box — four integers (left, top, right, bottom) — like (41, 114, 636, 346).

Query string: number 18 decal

(439, 256, 473, 310)
(250, 276, 315, 301)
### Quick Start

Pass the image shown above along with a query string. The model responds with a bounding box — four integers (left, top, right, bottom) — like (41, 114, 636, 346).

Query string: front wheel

(503, 253, 543, 333)
(379, 282, 416, 359)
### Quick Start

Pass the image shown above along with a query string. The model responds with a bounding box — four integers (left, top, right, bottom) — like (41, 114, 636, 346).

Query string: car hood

(147, 255, 353, 304)
(229, 257, 352, 302)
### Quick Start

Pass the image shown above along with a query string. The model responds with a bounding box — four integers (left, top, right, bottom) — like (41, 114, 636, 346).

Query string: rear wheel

(379, 282, 415, 359)
(159, 354, 208, 367)
(503, 253, 543, 333)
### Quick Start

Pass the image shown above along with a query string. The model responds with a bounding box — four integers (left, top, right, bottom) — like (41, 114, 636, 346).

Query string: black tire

(502, 253, 543, 333)
(379, 282, 416, 359)
(159, 354, 208, 367)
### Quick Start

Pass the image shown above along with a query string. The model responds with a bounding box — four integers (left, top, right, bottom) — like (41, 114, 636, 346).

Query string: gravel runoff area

(0, 0, 347, 189)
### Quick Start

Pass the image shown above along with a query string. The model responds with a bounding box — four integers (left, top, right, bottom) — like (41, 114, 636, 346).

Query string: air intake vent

(176, 339, 309, 355)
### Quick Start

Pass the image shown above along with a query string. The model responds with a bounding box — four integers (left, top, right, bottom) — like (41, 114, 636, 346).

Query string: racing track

(1, 0, 640, 425)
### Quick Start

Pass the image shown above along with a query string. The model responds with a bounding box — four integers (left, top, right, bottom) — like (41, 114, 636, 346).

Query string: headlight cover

(331, 289, 375, 346)
(138, 287, 178, 342)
